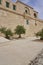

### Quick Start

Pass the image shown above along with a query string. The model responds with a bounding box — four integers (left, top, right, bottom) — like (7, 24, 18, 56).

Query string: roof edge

(16, 0, 33, 9)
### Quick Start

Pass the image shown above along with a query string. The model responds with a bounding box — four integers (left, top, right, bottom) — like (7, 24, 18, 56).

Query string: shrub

(36, 29, 43, 40)
(5, 29, 13, 39)
(15, 25, 26, 38)
(0, 27, 13, 39)
(0, 27, 6, 33)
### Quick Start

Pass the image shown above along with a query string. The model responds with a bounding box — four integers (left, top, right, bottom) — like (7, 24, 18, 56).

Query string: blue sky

(12, 0, 43, 19)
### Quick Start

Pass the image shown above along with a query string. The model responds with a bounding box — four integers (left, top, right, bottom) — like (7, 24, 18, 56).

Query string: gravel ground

(0, 37, 43, 65)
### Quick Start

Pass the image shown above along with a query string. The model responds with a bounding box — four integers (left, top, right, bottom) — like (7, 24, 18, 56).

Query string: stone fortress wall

(0, 0, 43, 37)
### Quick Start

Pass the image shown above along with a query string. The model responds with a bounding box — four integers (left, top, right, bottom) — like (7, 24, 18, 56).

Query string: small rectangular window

(0, 0, 1, 4)
(13, 5, 16, 10)
(6, 2, 9, 8)
(26, 20, 29, 25)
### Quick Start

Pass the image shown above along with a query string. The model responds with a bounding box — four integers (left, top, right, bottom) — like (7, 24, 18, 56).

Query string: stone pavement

(29, 49, 43, 65)
(0, 36, 9, 43)
(0, 37, 43, 65)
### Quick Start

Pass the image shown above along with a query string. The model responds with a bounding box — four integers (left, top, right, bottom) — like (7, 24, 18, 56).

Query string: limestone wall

(0, 0, 43, 37)
(0, 9, 43, 37)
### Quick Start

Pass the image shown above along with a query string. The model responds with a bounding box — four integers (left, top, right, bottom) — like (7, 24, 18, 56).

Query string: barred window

(6, 2, 9, 8)
(34, 13, 37, 18)
(25, 7, 30, 15)
(13, 5, 16, 10)
(26, 20, 29, 25)
(25, 10, 28, 13)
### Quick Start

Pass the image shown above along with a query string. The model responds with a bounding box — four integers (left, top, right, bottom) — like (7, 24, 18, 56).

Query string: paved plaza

(29, 49, 43, 65)
(0, 37, 43, 65)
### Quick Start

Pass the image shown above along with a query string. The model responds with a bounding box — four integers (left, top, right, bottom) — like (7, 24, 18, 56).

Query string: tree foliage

(0, 27, 6, 33)
(0, 27, 13, 39)
(36, 29, 43, 40)
(15, 25, 26, 38)
(5, 29, 13, 39)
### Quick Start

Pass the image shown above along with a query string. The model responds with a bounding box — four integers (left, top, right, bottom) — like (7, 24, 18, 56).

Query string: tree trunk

(40, 37, 43, 40)
(5, 35, 10, 39)
(19, 34, 21, 38)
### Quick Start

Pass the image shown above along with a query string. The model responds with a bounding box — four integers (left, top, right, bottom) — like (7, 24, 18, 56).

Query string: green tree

(0, 27, 13, 39)
(0, 27, 6, 33)
(36, 29, 43, 40)
(15, 25, 26, 38)
(5, 29, 13, 39)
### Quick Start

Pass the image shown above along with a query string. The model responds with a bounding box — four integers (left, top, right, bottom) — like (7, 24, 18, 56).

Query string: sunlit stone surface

(29, 49, 43, 65)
